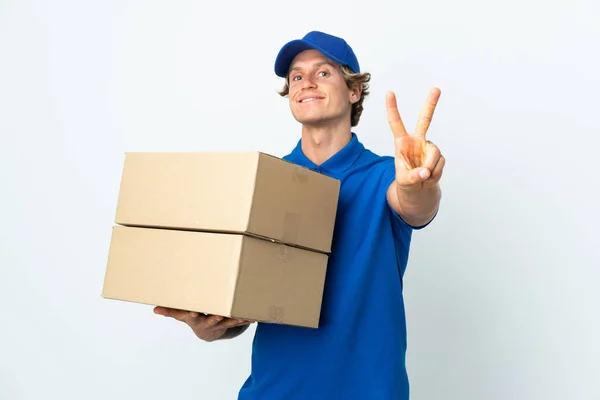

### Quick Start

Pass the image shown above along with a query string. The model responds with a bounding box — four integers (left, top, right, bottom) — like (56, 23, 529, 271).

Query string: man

(154, 31, 445, 399)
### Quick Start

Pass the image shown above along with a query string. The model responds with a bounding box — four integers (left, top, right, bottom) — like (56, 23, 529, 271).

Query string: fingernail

(419, 169, 430, 180)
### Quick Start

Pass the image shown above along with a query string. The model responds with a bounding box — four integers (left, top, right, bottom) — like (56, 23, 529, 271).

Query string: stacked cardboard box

(101, 152, 340, 328)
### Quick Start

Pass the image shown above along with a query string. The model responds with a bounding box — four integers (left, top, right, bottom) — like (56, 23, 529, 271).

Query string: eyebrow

(289, 61, 335, 73)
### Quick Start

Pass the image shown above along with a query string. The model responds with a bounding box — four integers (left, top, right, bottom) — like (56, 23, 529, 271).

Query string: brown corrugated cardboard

(102, 225, 329, 329)
(114, 152, 340, 253)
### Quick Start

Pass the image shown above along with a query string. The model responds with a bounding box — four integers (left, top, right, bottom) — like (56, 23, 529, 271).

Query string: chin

(292, 111, 330, 126)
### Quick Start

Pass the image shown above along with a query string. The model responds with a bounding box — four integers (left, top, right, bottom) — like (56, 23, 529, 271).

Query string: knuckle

(426, 140, 438, 150)
(203, 321, 215, 329)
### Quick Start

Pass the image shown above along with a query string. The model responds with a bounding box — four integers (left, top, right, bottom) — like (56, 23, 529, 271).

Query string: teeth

(301, 98, 317, 102)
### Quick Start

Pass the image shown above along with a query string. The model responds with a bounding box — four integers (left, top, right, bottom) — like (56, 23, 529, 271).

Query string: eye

(291, 75, 302, 81)
(318, 70, 329, 77)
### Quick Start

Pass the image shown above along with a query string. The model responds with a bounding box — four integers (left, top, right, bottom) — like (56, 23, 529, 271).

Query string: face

(287, 49, 360, 127)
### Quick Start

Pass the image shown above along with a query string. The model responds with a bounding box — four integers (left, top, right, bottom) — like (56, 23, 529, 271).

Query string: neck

(300, 119, 352, 166)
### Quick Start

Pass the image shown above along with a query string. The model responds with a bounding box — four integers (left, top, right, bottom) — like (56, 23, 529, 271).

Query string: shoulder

(354, 148, 396, 187)
(357, 146, 393, 168)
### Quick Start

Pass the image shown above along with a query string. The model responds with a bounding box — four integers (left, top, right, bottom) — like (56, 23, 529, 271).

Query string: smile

(299, 97, 322, 103)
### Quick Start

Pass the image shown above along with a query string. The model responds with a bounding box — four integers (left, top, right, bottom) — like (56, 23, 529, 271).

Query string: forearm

(389, 181, 441, 227)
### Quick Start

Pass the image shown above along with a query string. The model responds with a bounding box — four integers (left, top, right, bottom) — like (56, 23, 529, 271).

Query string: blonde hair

(278, 64, 371, 127)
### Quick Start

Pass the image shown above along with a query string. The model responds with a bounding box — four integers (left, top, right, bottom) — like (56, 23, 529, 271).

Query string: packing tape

(268, 305, 284, 324)
(282, 212, 300, 243)
(279, 244, 289, 261)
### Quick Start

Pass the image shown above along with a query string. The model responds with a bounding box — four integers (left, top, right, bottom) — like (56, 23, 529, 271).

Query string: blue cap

(274, 31, 360, 78)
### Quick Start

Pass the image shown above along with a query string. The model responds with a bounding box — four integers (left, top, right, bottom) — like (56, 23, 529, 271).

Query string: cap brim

(274, 39, 347, 78)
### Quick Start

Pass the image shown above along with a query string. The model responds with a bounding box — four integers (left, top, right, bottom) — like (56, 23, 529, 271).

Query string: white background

(1, 0, 599, 399)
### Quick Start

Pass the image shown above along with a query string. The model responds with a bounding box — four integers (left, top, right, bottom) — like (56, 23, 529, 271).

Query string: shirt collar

(286, 132, 364, 174)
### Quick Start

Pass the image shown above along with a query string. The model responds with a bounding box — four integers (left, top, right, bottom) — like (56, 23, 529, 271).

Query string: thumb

(407, 167, 431, 183)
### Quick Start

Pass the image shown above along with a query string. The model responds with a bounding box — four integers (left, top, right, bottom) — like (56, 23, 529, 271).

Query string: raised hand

(386, 88, 445, 192)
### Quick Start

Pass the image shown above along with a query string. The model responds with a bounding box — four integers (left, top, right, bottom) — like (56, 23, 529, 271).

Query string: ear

(349, 83, 362, 104)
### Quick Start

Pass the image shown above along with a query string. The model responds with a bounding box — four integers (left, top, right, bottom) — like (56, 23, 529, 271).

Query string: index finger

(414, 87, 441, 138)
(386, 91, 408, 139)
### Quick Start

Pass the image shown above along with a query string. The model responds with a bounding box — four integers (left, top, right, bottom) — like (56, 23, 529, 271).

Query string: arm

(385, 88, 445, 228)
(387, 181, 441, 228)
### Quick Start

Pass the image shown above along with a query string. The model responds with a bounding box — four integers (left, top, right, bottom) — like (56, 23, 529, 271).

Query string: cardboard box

(102, 225, 329, 328)
(114, 152, 340, 253)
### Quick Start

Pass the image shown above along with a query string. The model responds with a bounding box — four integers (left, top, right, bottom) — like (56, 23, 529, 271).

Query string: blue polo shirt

(238, 133, 431, 400)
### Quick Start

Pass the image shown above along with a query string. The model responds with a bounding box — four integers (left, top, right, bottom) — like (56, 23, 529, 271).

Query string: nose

(300, 75, 317, 89)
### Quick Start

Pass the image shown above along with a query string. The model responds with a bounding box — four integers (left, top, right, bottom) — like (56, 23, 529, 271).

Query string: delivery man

(154, 30, 445, 400)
